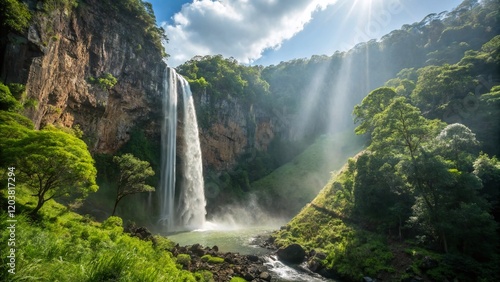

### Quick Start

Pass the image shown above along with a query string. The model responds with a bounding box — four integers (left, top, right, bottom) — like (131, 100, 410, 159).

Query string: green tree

(473, 153, 500, 220)
(434, 123, 479, 170)
(0, 111, 33, 168)
(111, 154, 155, 216)
(370, 97, 443, 158)
(0, 0, 31, 34)
(353, 87, 397, 135)
(406, 124, 494, 254)
(3, 127, 98, 215)
(352, 153, 413, 236)
(410, 64, 475, 118)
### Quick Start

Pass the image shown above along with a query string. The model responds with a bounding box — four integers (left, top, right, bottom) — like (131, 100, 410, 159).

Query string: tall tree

(112, 154, 155, 216)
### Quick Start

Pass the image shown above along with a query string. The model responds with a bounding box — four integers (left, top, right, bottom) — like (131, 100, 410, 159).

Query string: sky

(149, 0, 464, 67)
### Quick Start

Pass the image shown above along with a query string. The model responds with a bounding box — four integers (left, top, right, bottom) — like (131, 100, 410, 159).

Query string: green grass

(251, 131, 364, 214)
(0, 184, 206, 282)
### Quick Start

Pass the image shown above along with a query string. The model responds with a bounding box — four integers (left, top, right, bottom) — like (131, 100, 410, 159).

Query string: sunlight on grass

(0, 185, 206, 282)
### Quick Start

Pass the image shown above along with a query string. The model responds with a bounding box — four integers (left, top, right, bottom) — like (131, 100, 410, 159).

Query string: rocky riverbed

(171, 243, 273, 282)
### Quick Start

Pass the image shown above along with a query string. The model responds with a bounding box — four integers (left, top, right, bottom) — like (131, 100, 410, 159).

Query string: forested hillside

(271, 3, 500, 280)
(175, 0, 500, 219)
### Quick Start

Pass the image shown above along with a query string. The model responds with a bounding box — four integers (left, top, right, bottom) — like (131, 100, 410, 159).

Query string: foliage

(200, 254, 225, 264)
(0, 0, 31, 34)
(0, 194, 201, 282)
(277, 5, 500, 278)
(102, 216, 123, 230)
(118, 127, 161, 185)
(111, 153, 155, 216)
(88, 72, 118, 90)
(370, 97, 445, 157)
(0, 109, 33, 128)
(1, 123, 98, 215)
(176, 254, 191, 267)
(41, 0, 78, 14)
(472, 153, 500, 222)
(353, 87, 397, 135)
(177, 55, 270, 105)
(86, 127, 160, 223)
(0, 82, 22, 112)
(102, 0, 168, 57)
(274, 175, 395, 281)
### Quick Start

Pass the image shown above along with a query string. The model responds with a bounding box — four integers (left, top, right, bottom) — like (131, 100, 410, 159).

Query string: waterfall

(177, 77, 206, 228)
(159, 67, 206, 231)
(159, 68, 178, 230)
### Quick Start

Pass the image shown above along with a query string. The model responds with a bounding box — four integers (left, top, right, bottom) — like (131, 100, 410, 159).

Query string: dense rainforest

(1, 0, 500, 281)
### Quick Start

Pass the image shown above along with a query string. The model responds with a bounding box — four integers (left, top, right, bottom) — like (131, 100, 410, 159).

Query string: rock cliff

(0, 0, 165, 153)
(0, 0, 285, 175)
(194, 91, 286, 172)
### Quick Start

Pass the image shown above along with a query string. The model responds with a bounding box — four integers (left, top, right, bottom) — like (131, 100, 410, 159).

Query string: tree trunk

(30, 196, 44, 216)
(398, 215, 402, 241)
(111, 199, 119, 216)
(441, 230, 449, 253)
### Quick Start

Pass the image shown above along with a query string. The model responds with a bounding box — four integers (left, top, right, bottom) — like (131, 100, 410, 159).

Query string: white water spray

(159, 67, 206, 231)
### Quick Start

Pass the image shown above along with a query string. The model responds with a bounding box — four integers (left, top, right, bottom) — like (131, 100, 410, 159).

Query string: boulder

(189, 244, 206, 257)
(247, 254, 259, 262)
(260, 271, 272, 281)
(277, 244, 306, 263)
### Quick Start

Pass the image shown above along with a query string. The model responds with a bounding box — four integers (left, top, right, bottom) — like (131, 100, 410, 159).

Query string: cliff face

(0, 0, 284, 174)
(194, 91, 286, 172)
(0, 0, 165, 153)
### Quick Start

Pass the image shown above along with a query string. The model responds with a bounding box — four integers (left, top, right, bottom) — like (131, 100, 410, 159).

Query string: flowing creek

(166, 223, 336, 282)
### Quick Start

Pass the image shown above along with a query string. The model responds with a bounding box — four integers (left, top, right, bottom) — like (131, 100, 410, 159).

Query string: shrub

(177, 254, 191, 267)
(102, 216, 123, 229)
(201, 254, 225, 264)
(88, 73, 118, 90)
(0, 82, 22, 112)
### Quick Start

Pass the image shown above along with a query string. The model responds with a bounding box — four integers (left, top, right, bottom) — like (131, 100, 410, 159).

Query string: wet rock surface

(171, 243, 273, 282)
(277, 243, 306, 264)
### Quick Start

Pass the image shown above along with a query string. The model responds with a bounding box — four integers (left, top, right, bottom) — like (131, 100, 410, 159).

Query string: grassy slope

(0, 183, 209, 282)
(250, 131, 364, 215)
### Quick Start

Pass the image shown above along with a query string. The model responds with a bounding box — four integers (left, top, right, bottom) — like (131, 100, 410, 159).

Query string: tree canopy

(1, 121, 98, 215)
(111, 153, 155, 216)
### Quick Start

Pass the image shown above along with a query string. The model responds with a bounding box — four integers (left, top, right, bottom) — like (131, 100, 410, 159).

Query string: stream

(166, 223, 335, 282)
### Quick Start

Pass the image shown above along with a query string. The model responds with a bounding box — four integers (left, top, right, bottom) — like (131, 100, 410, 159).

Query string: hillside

(177, 0, 500, 218)
(272, 32, 500, 282)
(249, 132, 364, 217)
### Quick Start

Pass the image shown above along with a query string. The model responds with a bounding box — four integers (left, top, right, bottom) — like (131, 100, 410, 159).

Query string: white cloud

(162, 0, 337, 66)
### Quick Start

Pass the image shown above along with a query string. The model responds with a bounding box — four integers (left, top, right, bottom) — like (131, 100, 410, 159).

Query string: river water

(166, 223, 334, 282)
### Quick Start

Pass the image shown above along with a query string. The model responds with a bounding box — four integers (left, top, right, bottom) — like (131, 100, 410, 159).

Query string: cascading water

(159, 67, 206, 231)
(177, 76, 206, 228)
(159, 68, 178, 230)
